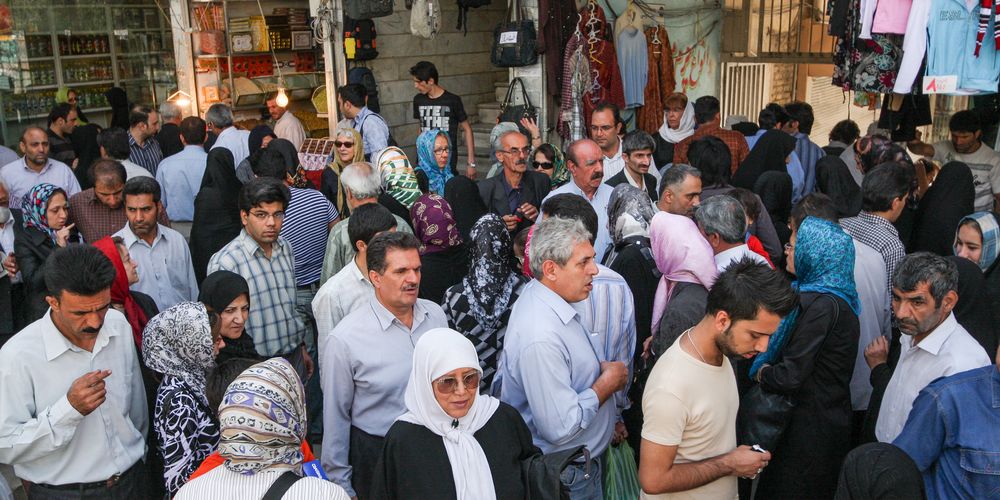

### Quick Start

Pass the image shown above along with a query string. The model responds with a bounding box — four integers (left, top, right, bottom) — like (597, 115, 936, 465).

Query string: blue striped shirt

(128, 132, 163, 175)
(794, 132, 825, 195)
(282, 187, 339, 286)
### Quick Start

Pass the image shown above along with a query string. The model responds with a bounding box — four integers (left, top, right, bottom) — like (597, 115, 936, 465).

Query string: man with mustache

(591, 102, 662, 187)
(0, 244, 150, 498)
(543, 139, 615, 263)
(606, 130, 659, 201)
(322, 231, 447, 499)
(477, 130, 550, 234)
(638, 257, 797, 499)
(113, 176, 197, 311)
(0, 126, 80, 205)
(868, 253, 990, 443)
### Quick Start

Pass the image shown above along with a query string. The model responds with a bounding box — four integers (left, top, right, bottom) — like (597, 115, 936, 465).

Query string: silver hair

(529, 217, 592, 278)
(694, 195, 746, 244)
(662, 163, 701, 189)
(340, 161, 381, 200)
(334, 126, 356, 140)
(159, 101, 182, 121)
(205, 103, 234, 129)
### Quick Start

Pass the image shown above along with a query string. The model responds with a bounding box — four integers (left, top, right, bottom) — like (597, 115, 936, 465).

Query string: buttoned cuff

(577, 388, 600, 429)
(48, 395, 86, 431)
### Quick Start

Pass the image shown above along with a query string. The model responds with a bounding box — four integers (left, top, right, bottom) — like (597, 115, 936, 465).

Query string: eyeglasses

(334, 141, 354, 149)
(249, 210, 285, 221)
(433, 147, 449, 155)
(533, 161, 554, 170)
(433, 371, 481, 393)
(501, 147, 532, 156)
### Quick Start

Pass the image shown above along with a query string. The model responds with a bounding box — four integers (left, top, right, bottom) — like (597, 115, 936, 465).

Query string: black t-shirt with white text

(413, 90, 467, 170)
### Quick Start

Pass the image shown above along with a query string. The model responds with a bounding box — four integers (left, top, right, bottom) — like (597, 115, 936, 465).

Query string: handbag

(498, 77, 538, 135)
(736, 384, 795, 451)
(521, 445, 588, 500)
(491, 0, 538, 67)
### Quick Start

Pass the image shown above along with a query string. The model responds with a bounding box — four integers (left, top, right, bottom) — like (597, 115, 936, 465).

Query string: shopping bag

(603, 441, 641, 500)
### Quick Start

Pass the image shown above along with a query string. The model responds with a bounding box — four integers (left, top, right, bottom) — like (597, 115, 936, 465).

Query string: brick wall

(769, 63, 796, 104)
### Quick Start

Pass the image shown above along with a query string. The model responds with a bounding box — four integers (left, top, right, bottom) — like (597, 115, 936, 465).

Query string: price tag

(63, 30, 72, 36)
(499, 31, 518, 44)
(114, 29, 129, 37)
(922, 75, 958, 94)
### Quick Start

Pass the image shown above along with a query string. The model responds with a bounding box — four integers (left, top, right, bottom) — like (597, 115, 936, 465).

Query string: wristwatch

(468, 162, 477, 168)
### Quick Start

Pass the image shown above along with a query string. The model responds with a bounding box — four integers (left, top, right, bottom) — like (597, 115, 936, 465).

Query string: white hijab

(658, 101, 696, 144)
(397, 328, 500, 500)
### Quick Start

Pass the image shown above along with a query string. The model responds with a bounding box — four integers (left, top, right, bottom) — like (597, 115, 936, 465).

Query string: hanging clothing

(604, 184, 657, 266)
(93, 237, 150, 349)
(557, 33, 589, 142)
(616, 26, 648, 109)
(877, 94, 932, 143)
(832, 0, 904, 94)
(871, 0, 912, 34)
(732, 130, 796, 190)
(580, 6, 625, 131)
(976, 0, 1000, 56)
(190, 148, 242, 284)
(538, 0, 580, 99)
(637, 27, 676, 135)
(648, 212, 718, 334)
(910, 162, 975, 255)
(815, 156, 863, 218)
(416, 130, 454, 196)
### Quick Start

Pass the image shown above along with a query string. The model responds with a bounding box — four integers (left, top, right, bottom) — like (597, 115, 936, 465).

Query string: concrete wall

(368, 0, 508, 159)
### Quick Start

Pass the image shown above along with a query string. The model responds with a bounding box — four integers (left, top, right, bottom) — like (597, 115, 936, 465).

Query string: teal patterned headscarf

(956, 212, 1000, 272)
(750, 216, 860, 376)
(375, 146, 422, 209)
(416, 129, 454, 195)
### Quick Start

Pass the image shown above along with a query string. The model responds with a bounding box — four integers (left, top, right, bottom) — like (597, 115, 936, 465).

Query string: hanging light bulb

(276, 87, 289, 108)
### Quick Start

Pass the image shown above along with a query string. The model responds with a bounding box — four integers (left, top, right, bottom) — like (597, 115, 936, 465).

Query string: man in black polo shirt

(46, 103, 78, 168)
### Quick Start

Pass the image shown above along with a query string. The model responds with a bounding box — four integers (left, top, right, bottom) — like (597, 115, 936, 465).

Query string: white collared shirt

(312, 257, 374, 354)
(875, 313, 991, 443)
(0, 157, 80, 207)
(121, 159, 153, 180)
(210, 127, 251, 168)
(114, 223, 199, 311)
(601, 141, 661, 184)
(714, 244, 769, 272)
(0, 309, 147, 484)
(274, 111, 306, 150)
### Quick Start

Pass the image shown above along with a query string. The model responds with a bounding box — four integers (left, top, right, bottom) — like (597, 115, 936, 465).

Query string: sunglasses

(434, 371, 481, 393)
(533, 161, 554, 170)
(334, 141, 355, 148)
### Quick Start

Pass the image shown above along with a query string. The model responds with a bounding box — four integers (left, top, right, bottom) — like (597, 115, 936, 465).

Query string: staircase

(467, 79, 510, 176)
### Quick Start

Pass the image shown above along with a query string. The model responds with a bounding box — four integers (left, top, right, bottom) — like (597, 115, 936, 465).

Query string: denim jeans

(559, 454, 603, 500)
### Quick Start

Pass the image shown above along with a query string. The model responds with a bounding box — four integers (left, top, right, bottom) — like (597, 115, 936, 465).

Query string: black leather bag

(521, 445, 588, 500)
(499, 77, 538, 134)
(737, 385, 795, 451)
(491, 0, 538, 67)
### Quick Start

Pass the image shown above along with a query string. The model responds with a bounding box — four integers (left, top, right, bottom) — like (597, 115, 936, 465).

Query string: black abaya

(753, 171, 794, 247)
(815, 155, 862, 218)
(732, 129, 796, 190)
(948, 256, 999, 356)
(910, 162, 975, 255)
(190, 148, 242, 284)
(444, 175, 487, 241)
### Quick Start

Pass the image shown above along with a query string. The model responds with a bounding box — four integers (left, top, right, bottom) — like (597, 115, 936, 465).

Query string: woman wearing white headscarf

(371, 328, 540, 499)
(654, 93, 696, 168)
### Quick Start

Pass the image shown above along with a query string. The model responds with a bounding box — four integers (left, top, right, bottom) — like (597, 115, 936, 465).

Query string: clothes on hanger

(636, 26, 675, 134)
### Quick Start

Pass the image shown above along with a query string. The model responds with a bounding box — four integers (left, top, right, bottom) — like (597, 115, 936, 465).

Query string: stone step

(495, 79, 511, 103)
(478, 101, 502, 126)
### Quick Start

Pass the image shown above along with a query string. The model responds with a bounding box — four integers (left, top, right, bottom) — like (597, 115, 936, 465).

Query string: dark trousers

(24, 461, 147, 500)
(349, 426, 385, 500)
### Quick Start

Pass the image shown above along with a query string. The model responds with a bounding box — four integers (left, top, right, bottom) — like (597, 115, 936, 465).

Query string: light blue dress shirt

(353, 107, 390, 159)
(499, 280, 616, 456)
(115, 223, 198, 311)
(746, 129, 807, 203)
(156, 145, 208, 222)
(0, 157, 80, 208)
(543, 181, 615, 264)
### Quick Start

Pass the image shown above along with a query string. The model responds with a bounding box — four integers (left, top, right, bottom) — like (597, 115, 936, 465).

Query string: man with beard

(606, 130, 659, 200)
(906, 110, 1000, 212)
(657, 164, 702, 218)
(113, 176, 197, 311)
(321, 231, 447, 499)
(638, 257, 797, 499)
(477, 130, 550, 234)
(0, 126, 80, 204)
(544, 139, 615, 262)
(867, 253, 990, 443)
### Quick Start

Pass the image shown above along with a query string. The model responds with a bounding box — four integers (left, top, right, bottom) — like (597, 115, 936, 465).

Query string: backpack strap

(261, 471, 303, 500)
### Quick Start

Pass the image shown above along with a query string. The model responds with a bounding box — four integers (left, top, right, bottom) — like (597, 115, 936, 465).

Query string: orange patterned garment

(636, 26, 676, 134)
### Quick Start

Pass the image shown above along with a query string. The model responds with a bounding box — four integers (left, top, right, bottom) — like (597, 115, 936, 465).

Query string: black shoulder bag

(521, 445, 588, 500)
(491, 0, 538, 67)
(498, 77, 538, 135)
(261, 470, 303, 500)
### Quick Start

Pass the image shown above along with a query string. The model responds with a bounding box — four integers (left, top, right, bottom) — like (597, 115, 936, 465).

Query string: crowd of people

(0, 61, 997, 500)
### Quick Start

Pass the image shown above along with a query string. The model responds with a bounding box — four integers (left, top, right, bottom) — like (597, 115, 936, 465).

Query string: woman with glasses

(530, 143, 570, 188)
(371, 328, 540, 499)
(322, 126, 363, 217)
(416, 129, 455, 196)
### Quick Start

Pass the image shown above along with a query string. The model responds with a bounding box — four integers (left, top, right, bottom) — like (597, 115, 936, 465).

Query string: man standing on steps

(410, 61, 477, 178)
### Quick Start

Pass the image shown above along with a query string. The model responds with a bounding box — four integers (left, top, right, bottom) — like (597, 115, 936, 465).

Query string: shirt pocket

(959, 449, 1000, 498)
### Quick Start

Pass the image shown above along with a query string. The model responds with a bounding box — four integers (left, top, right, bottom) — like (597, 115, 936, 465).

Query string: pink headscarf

(649, 212, 719, 330)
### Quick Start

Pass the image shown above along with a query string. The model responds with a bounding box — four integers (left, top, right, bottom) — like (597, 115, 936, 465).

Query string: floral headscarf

(416, 129, 454, 195)
(218, 358, 307, 474)
(533, 143, 570, 188)
(21, 183, 65, 243)
(141, 302, 215, 401)
(376, 147, 422, 208)
(411, 193, 463, 255)
(463, 214, 525, 332)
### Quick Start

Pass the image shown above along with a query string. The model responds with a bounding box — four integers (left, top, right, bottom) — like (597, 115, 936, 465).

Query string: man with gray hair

(867, 253, 990, 443)
(206, 103, 250, 167)
(606, 129, 659, 200)
(695, 195, 769, 271)
(320, 162, 413, 283)
(156, 101, 184, 159)
(477, 129, 550, 234)
(500, 216, 628, 499)
(657, 164, 702, 217)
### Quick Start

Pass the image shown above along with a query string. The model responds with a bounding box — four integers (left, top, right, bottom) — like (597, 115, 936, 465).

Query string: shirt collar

(604, 141, 623, 162)
(354, 107, 372, 123)
(41, 310, 119, 362)
(237, 229, 284, 258)
(532, 280, 580, 325)
(369, 296, 427, 332)
(624, 169, 644, 190)
(859, 212, 900, 237)
(349, 258, 370, 285)
(119, 222, 163, 248)
(22, 157, 52, 174)
(906, 313, 959, 355)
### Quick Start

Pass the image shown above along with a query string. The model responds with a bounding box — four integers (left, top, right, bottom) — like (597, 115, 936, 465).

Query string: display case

(0, 1, 178, 144)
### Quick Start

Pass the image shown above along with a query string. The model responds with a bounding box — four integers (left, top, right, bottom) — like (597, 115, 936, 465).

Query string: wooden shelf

(60, 53, 112, 59)
(66, 80, 114, 87)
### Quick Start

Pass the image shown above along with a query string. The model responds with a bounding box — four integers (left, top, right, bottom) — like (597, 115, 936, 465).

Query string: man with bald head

(0, 126, 80, 205)
(477, 130, 551, 233)
(68, 159, 170, 243)
(543, 139, 615, 262)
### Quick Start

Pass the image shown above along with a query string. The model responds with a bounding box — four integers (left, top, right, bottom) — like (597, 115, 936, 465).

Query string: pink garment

(649, 212, 719, 330)
(871, 0, 912, 35)
(521, 225, 535, 278)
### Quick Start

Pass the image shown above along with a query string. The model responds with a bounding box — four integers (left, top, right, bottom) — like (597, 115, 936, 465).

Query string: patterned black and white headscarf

(142, 302, 215, 401)
(463, 214, 524, 333)
(605, 184, 657, 264)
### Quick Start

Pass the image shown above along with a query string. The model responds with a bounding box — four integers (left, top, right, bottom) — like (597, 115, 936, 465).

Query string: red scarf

(93, 237, 149, 348)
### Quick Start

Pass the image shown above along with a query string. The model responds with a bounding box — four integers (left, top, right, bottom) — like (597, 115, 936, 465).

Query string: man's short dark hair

(250, 148, 287, 181)
(179, 116, 207, 145)
(592, 102, 625, 131)
(757, 103, 789, 131)
(366, 231, 421, 274)
(129, 105, 154, 129)
(44, 244, 117, 299)
(97, 127, 130, 160)
(541, 193, 598, 245)
(659, 164, 701, 198)
(948, 110, 982, 134)
(728, 187, 762, 223)
(123, 176, 162, 203)
(688, 136, 731, 187)
(89, 158, 127, 186)
(790, 192, 840, 229)
(893, 252, 959, 307)
(621, 130, 656, 155)
(408, 61, 439, 84)
(47, 103, 73, 127)
(348, 203, 397, 252)
(239, 177, 290, 212)
(338, 84, 367, 108)
(706, 256, 798, 323)
(829, 119, 860, 145)
(861, 162, 915, 212)
(785, 101, 815, 134)
(693, 96, 721, 125)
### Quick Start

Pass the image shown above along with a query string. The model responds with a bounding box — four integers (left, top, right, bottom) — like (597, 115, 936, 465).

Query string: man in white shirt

(591, 103, 662, 185)
(113, 177, 198, 311)
(543, 139, 615, 263)
(695, 195, 769, 271)
(207, 103, 251, 168)
(0, 126, 80, 205)
(867, 253, 991, 443)
(268, 97, 306, 150)
(0, 244, 148, 497)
